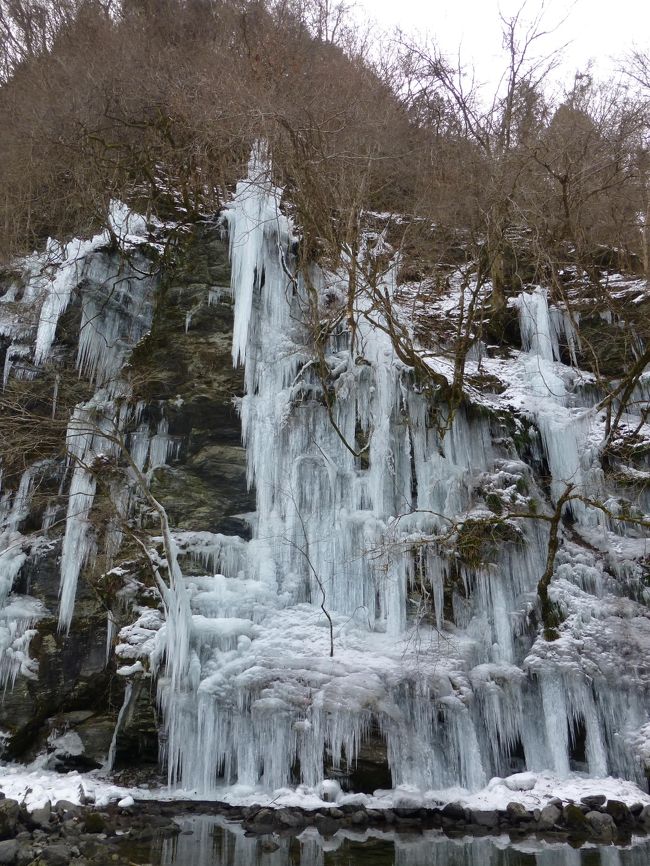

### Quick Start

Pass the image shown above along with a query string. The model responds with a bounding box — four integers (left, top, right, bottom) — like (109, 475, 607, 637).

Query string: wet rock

(471, 809, 499, 828)
(260, 840, 280, 853)
(638, 805, 650, 828)
(15, 843, 35, 866)
(394, 808, 419, 819)
(54, 800, 83, 818)
(441, 803, 466, 821)
(328, 809, 344, 820)
(251, 809, 274, 825)
(41, 844, 72, 865)
(630, 802, 644, 817)
(586, 810, 616, 840)
(277, 810, 304, 828)
(506, 802, 533, 822)
(351, 811, 367, 825)
(604, 800, 632, 826)
(0, 801, 19, 839)
(538, 804, 561, 828)
(82, 813, 105, 834)
(60, 819, 80, 836)
(30, 803, 51, 829)
(0, 839, 18, 865)
(581, 795, 606, 809)
(562, 804, 588, 831)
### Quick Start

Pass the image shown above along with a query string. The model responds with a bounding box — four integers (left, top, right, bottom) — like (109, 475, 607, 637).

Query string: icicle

(225, 142, 280, 366)
(105, 681, 133, 772)
(58, 466, 97, 634)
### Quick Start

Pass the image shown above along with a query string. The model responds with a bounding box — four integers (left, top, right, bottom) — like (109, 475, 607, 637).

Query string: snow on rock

(504, 772, 537, 792)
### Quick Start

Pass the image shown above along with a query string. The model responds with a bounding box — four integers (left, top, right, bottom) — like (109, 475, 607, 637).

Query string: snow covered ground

(1, 764, 649, 814)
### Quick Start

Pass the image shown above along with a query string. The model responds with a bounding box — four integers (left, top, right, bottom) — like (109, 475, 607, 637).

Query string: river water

(130, 815, 650, 866)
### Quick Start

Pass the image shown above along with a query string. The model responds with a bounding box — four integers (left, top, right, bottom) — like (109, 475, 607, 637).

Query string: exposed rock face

(0, 220, 250, 764)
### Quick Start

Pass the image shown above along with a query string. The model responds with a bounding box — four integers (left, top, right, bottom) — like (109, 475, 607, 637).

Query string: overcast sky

(354, 0, 649, 96)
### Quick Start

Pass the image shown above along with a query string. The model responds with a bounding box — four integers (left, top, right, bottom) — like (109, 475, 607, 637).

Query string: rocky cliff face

(0, 215, 251, 770)
(0, 176, 649, 800)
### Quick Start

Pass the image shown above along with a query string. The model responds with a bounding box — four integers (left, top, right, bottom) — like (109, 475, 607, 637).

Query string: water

(122, 816, 650, 866)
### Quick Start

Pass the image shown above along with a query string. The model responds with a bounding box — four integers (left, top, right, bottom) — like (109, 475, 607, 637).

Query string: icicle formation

(0, 202, 160, 637)
(0, 466, 46, 689)
(153, 149, 649, 797)
(57, 231, 157, 632)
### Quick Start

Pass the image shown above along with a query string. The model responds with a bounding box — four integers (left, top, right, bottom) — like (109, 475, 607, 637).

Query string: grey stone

(313, 815, 338, 835)
(351, 810, 367, 825)
(538, 804, 561, 828)
(562, 803, 588, 830)
(0, 839, 18, 865)
(471, 809, 499, 828)
(251, 808, 274, 825)
(31, 802, 51, 828)
(586, 810, 616, 840)
(277, 810, 304, 828)
(581, 794, 606, 808)
(638, 805, 650, 830)
(0, 801, 19, 840)
(605, 799, 632, 825)
(506, 802, 533, 822)
(54, 800, 81, 817)
(41, 844, 73, 865)
(15, 844, 36, 866)
(441, 802, 466, 821)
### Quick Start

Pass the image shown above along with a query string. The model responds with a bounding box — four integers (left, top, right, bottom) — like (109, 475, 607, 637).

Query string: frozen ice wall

(0, 205, 168, 643)
(154, 155, 650, 797)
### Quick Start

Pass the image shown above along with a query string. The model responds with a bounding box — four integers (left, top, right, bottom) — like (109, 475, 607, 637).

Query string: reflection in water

(156, 815, 650, 866)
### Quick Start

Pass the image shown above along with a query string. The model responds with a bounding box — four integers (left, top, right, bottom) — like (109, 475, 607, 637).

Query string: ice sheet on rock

(0, 596, 45, 689)
(75, 249, 155, 390)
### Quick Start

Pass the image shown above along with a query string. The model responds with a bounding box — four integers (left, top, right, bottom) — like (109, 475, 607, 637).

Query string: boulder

(538, 803, 561, 828)
(81, 813, 105, 834)
(277, 810, 304, 828)
(0, 801, 19, 840)
(0, 839, 18, 865)
(30, 803, 51, 829)
(441, 802, 466, 821)
(604, 800, 632, 826)
(471, 809, 499, 828)
(54, 801, 81, 818)
(581, 795, 606, 809)
(506, 802, 533, 822)
(41, 844, 73, 865)
(586, 810, 616, 840)
(562, 803, 588, 831)
(637, 805, 650, 829)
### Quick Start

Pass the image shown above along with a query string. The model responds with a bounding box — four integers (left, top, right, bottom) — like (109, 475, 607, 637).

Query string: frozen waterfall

(154, 156, 650, 797)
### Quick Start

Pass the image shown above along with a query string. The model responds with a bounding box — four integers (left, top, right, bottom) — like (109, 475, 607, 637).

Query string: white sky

(354, 0, 650, 96)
